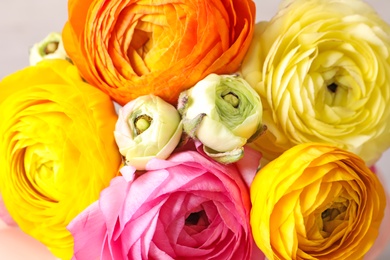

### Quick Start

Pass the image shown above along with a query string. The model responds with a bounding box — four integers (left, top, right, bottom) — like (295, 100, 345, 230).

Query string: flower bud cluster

(114, 73, 265, 168)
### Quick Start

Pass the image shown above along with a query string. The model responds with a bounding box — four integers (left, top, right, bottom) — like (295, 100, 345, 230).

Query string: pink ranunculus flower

(68, 145, 263, 260)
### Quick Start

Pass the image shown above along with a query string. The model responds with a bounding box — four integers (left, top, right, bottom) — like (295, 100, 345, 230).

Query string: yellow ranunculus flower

(0, 60, 122, 259)
(250, 143, 386, 260)
(241, 0, 390, 166)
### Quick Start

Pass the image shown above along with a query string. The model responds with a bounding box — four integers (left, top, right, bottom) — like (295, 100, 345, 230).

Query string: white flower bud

(29, 32, 69, 66)
(114, 95, 182, 170)
(178, 74, 264, 163)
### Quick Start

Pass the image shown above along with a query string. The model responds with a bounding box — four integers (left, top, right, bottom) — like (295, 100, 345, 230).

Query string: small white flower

(29, 32, 69, 65)
(114, 95, 182, 170)
(178, 73, 264, 163)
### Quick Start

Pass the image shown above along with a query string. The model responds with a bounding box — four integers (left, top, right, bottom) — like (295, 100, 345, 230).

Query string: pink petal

(151, 219, 176, 257)
(149, 241, 175, 260)
(236, 145, 262, 188)
(99, 176, 129, 240)
(251, 239, 266, 260)
(162, 194, 211, 244)
(119, 165, 137, 182)
(122, 198, 165, 255)
(124, 209, 161, 259)
(68, 201, 108, 260)
(120, 170, 170, 225)
(214, 200, 244, 233)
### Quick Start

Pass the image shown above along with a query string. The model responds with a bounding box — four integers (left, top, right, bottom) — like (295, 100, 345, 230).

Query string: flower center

(44, 41, 59, 55)
(327, 82, 338, 93)
(24, 144, 60, 202)
(321, 201, 349, 236)
(185, 210, 208, 226)
(222, 92, 240, 108)
(134, 114, 152, 135)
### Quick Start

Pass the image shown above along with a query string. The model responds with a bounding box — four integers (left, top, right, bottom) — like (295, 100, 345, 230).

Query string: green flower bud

(178, 73, 264, 163)
(29, 32, 70, 66)
(114, 95, 183, 170)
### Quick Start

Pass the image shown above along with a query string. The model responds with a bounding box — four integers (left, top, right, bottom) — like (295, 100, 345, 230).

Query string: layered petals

(69, 147, 263, 259)
(0, 60, 122, 258)
(63, 0, 256, 105)
(114, 94, 182, 170)
(250, 143, 386, 260)
(178, 74, 263, 163)
(241, 0, 390, 165)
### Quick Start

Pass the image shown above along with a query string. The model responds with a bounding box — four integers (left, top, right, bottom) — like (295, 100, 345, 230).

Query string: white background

(0, 0, 389, 259)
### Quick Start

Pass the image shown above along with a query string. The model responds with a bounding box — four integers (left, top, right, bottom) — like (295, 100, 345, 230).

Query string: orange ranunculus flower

(62, 0, 255, 105)
(250, 143, 386, 260)
(0, 60, 122, 259)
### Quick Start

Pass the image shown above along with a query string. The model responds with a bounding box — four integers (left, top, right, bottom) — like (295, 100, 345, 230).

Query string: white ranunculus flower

(29, 32, 69, 65)
(241, 0, 390, 166)
(178, 73, 264, 163)
(114, 95, 182, 170)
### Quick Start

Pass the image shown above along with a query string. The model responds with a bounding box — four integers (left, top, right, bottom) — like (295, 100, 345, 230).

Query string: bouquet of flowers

(1, 0, 390, 259)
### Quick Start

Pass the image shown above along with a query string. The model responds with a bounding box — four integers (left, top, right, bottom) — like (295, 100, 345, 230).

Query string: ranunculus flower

(241, 0, 390, 165)
(114, 94, 183, 170)
(178, 74, 264, 163)
(62, 0, 255, 105)
(0, 60, 122, 259)
(250, 143, 386, 260)
(29, 32, 70, 65)
(0, 195, 16, 227)
(68, 145, 262, 259)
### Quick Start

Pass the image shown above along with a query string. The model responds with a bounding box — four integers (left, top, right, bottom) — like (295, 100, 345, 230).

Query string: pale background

(0, 0, 389, 259)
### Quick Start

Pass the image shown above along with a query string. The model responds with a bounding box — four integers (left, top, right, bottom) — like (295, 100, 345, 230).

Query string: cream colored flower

(114, 95, 182, 170)
(29, 32, 69, 65)
(178, 74, 263, 163)
(241, 0, 390, 166)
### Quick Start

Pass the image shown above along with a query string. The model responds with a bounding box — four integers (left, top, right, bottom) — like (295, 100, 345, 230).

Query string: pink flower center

(185, 210, 209, 227)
